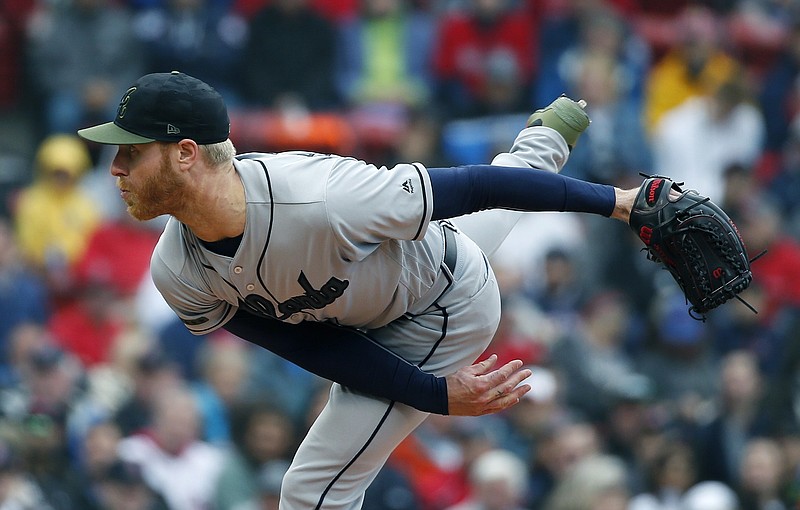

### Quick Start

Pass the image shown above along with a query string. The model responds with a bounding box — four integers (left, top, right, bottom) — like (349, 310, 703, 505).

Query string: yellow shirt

(15, 183, 101, 269)
(644, 49, 740, 133)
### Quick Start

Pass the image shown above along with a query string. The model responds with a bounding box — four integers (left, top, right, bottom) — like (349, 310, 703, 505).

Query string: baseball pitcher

(78, 72, 646, 509)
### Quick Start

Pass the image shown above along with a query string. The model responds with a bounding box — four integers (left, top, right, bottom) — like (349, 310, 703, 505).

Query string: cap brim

(77, 122, 155, 145)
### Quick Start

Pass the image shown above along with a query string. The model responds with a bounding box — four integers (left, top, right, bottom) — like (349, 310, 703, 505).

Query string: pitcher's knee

(279, 466, 319, 509)
(280, 463, 368, 509)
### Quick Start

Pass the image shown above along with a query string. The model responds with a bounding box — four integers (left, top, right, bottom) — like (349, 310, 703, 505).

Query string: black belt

(442, 224, 457, 274)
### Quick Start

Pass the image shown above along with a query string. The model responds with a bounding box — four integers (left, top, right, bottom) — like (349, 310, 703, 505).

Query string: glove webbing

(683, 218, 748, 273)
(676, 219, 752, 317)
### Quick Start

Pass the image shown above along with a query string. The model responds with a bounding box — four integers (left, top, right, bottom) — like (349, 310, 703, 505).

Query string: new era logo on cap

(77, 71, 230, 145)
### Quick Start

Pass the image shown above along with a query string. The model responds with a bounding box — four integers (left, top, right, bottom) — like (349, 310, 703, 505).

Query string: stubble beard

(126, 149, 187, 221)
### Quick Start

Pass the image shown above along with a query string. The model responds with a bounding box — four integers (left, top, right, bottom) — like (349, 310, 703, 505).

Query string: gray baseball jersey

(151, 151, 453, 333)
(149, 127, 570, 509)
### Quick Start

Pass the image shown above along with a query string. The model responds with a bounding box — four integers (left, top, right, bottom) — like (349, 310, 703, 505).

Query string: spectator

(561, 51, 652, 185)
(526, 420, 603, 508)
(549, 291, 650, 423)
(736, 199, 800, 321)
(0, 324, 54, 410)
(71, 212, 161, 301)
(131, 0, 247, 106)
(650, 75, 765, 204)
(94, 459, 169, 510)
(191, 337, 252, 444)
(46, 278, 127, 369)
(241, 347, 325, 423)
(758, 19, 800, 155)
(212, 401, 296, 510)
(737, 437, 789, 510)
(25, 0, 143, 135)
(760, 305, 800, 433)
(535, 3, 650, 112)
(0, 0, 35, 109)
(113, 348, 183, 437)
(709, 281, 800, 382)
(0, 0, 38, 217)
(19, 406, 78, 508)
(477, 300, 550, 375)
(603, 392, 659, 489)
(362, 462, 420, 510)
(386, 109, 451, 168)
(643, 5, 741, 133)
(766, 115, 800, 238)
(692, 350, 774, 485)
(636, 292, 720, 405)
(524, 247, 588, 332)
(66, 420, 123, 510)
(78, 328, 162, 424)
(584, 213, 661, 322)
(628, 440, 699, 510)
(433, 0, 535, 118)
(17, 346, 82, 426)
(721, 162, 758, 221)
(12, 135, 101, 293)
(388, 414, 475, 509)
(776, 427, 800, 506)
(336, 0, 434, 109)
(0, 434, 53, 510)
(543, 454, 630, 510)
(445, 448, 529, 510)
(498, 366, 568, 462)
(241, 0, 338, 110)
(0, 219, 48, 384)
(117, 384, 224, 510)
(152, 318, 212, 382)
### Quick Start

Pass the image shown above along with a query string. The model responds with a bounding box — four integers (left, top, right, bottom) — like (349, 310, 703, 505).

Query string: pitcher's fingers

(499, 366, 533, 395)
(488, 367, 531, 402)
(485, 359, 525, 386)
(484, 385, 531, 414)
(468, 353, 499, 376)
(508, 383, 531, 402)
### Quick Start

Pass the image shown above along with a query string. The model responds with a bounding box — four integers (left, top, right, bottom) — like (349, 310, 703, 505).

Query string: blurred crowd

(2, 0, 800, 508)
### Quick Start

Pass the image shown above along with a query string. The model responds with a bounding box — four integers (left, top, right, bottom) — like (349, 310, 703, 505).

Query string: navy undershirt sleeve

(428, 165, 616, 220)
(223, 310, 449, 414)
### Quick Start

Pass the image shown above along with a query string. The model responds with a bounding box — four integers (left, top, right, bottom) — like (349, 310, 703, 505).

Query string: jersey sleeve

(150, 243, 237, 335)
(325, 161, 434, 260)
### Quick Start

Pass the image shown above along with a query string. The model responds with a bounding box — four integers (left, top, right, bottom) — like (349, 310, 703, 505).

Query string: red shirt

(433, 10, 537, 100)
(48, 296, 124, 367)
(72, 220, 160, 297)
(751, 237, 800, 319)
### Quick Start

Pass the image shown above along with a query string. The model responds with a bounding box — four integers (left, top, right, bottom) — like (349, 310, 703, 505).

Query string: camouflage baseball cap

(78, 71, 230, 145)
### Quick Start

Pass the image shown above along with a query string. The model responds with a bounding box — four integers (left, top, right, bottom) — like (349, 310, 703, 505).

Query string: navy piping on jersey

(411, 162, 430, 240)
(315, 402, 397, 509)
(191, 303, 233, 335)
(195, 161, 284, 319)
(315, 305, 450, 509)
(254, 160, 280, 303)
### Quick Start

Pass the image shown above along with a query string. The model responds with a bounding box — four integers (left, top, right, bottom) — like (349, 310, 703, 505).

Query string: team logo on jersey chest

(239, 271, 349, 320)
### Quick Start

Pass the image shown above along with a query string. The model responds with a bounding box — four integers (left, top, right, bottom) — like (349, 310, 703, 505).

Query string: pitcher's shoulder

(151, 218, 192, 274)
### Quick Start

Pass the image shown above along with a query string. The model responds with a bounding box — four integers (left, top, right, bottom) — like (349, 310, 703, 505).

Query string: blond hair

(200, 139, 236, 167)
